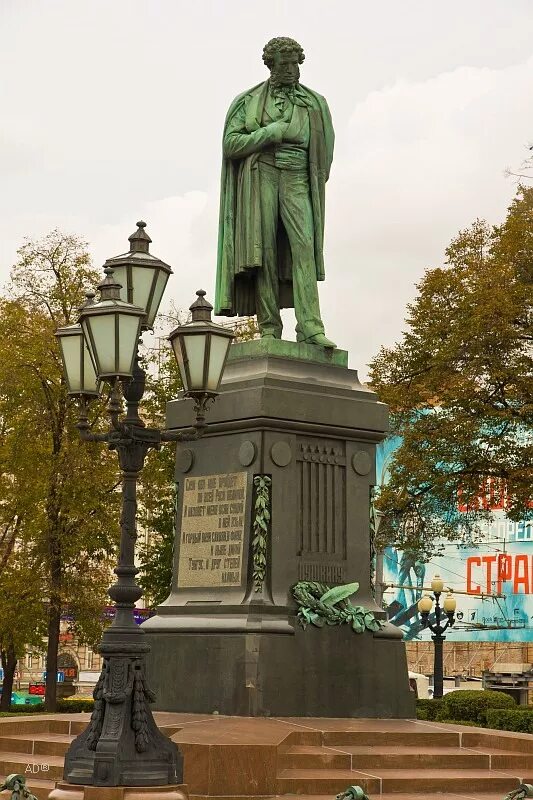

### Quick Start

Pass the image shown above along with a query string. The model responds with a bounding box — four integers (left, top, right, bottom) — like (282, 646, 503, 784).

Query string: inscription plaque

(177, 472, 247, 588)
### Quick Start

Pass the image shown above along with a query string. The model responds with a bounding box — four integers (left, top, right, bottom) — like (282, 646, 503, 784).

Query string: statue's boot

(304, 332, 337, 349)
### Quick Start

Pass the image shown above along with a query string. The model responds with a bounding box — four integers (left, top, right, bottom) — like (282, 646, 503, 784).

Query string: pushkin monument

(215, 36, 335, 347)
(143, 37, 414, 718)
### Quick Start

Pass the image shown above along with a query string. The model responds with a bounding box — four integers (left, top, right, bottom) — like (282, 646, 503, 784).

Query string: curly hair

(262, 37, 305, 69)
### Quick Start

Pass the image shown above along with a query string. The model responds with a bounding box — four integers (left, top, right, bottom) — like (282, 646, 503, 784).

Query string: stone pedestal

(143, 341, 414, 718)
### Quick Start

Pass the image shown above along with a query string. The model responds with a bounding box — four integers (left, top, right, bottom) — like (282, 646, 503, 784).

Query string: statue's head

(262, 37, 305, 88)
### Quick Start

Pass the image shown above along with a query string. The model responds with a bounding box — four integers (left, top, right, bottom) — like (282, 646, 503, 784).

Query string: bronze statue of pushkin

(215, 37, 336, 348)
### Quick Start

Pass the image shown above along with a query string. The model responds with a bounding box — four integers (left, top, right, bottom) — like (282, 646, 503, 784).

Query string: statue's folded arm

(224, 107, 284, 160)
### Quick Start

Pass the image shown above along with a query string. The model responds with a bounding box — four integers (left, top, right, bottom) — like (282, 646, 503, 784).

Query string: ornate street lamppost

(55, 222, 233, 790)
(417, 575, 456, 700)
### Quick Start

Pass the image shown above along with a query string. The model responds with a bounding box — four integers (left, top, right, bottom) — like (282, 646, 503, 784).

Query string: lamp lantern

(55, 293, 100, 397)
(431, 574, 444, 594)
(103, 221, 172, 329)
(79, 268, 145, 381)
(443, 592, 457, 614)
(417, 594, 433, 614)
(168, 290, 234, 396)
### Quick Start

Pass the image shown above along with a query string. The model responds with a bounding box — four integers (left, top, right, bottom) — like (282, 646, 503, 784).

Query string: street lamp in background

(417, 575, 456, 700)
(55, 222, 233, 790)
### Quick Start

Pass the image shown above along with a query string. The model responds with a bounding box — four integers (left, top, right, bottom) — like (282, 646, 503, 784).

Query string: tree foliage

(0, 230, 120, 709)
(0, 553, 47, 710)
(369, 187, 533, 557)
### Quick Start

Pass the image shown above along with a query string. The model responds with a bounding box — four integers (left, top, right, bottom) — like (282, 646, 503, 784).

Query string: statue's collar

(245, 81, 312, 132)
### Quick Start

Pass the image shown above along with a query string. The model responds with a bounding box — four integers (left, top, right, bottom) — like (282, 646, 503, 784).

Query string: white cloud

(320, 57, 533, 376)
(1, 0, 532, 381)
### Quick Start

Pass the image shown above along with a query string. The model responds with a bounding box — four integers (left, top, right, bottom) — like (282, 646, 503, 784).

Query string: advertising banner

(377, 439, 533, 642)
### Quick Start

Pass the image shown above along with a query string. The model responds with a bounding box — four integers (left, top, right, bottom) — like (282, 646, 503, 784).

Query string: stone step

(0, 732, 74, 757)
(277, 767, 529, 795)
(275, 795, 511, 800)
(277, 768, 380, 795)
(278, 746, 351, 770)
(321, 730, 462, 747)
(376, 768, 531, 794)
(279, 744, 491, 771)
(0, 750, 64, 781)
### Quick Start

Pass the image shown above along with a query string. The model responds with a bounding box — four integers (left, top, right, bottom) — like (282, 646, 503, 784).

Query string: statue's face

(271, 50, 300, 87)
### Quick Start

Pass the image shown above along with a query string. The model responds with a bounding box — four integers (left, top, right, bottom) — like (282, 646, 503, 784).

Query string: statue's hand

(266, 121, 285, 144)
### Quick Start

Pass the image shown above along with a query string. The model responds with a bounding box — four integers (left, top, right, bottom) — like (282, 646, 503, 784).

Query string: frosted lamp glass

(60, 333, 82, 393)
(431, 574, 444, 593)
(146, 269, 169, 327)
(183, 334, 206, 390)
(82, 342, 99, 394)
(110, 264, 128, 303)
(130, 266, 155, 316)
(171, 336, 188, 391)
(417, 594, 433, 614)
(118, 314, 142, 374)
(206, 334, 231, 392)
(86, 315, 115, 375)
(443, 593, 456, 613)
(80, 319, 97, 371)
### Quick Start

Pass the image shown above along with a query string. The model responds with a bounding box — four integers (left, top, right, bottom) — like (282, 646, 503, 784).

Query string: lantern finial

(98, 267, 123, 301)
(128, 220, 152, 254)
(190, 289, 213, 322)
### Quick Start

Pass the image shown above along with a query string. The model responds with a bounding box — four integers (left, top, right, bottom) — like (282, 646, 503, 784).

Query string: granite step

(0, 750, 64, 781)
(345, 745, 490, 770)
(0, 732, 74, 757)
(278, 745, 352, 769)
(279, 744, 491, 771)
(321, 730, 462, 747)
(275, 795, 513, 800)
(277, 767, 381, 795)
(277, 767, 529, 795)
(376, 768, 531, 794)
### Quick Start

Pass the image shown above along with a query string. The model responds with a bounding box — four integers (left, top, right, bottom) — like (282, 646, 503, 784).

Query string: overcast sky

(1, 0, 532, 379)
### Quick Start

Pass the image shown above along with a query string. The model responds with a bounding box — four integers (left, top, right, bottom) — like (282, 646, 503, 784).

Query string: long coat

(215, 80, 334, 316)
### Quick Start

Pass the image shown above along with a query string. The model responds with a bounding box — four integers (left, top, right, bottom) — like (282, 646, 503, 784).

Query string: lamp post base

(48, 782, 187, 800)
(63, 634, 182, 787)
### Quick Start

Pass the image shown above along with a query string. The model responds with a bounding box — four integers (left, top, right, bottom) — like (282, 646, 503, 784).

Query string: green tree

(0, 230, 120, 710)
(369, 187, 533, 557)
(0, 554, 47, 710)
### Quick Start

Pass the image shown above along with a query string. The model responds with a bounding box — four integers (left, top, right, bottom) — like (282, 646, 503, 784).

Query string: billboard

(377, 438, 533, 642)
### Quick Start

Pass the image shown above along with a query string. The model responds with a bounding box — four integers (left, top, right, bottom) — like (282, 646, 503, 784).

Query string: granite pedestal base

(146, 624, 414, 718)
(143, 343, 413, 718)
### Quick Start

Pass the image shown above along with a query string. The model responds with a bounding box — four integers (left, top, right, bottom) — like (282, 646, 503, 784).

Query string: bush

(486, 708, 533, 733)
(57, 699, 94, 713)
(439, 690, 515, 725)
(416, 698, 444, 720)
(0, 699, 94, 715)
(0, 705, 46, 715)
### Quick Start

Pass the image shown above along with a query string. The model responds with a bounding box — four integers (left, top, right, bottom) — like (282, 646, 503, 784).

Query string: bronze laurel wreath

(291, 581, 383, 633)
(252, 475, 271, 591)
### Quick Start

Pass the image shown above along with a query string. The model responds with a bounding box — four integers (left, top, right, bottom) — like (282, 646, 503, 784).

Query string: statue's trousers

(256, 160, 325, 340)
